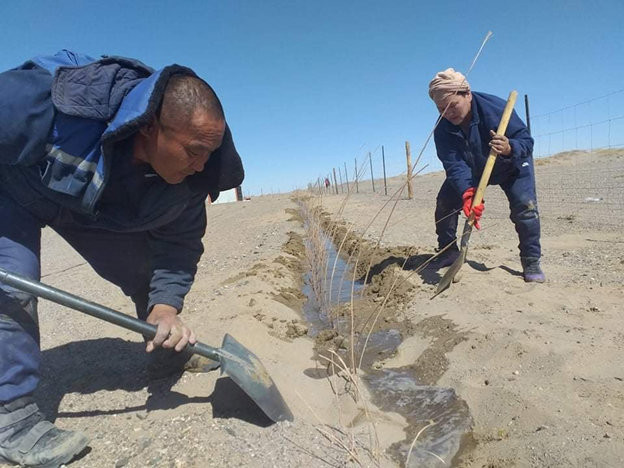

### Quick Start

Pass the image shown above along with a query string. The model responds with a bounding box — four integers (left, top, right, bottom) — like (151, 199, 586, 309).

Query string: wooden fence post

(405, 141, 413, 200)
(382, 145, 387, 195)
(369, 152, 375, 192)
(338, 167, 344, 193)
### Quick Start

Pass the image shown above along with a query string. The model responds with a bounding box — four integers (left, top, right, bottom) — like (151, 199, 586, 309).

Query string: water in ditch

(301, 232, 364, 335)
(301, 229, 472, 467)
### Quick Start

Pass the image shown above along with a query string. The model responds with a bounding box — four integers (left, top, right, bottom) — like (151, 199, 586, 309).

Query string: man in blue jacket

(0, 50, 244, 466)
(427, 68, 544, 283)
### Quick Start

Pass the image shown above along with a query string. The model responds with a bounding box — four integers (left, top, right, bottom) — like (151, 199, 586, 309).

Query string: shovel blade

(433, 247, 468, 298)
(217, 334, 294, 423)
(433, 220, 473, 298)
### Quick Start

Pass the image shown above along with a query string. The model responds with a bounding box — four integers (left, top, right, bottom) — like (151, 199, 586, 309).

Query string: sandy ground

(2, 149, 623, 467)
(318, 149, 624, 467)
(2, 194, 403, 468)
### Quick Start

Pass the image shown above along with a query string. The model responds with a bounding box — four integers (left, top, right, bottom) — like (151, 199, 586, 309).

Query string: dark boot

(521, 257, 545, 283)
(428, 245, 461, 269)
(0, 396, 89, 468)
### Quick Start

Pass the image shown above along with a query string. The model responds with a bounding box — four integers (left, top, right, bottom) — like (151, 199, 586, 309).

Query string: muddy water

(301, 233, 364, 335)
(301, 229, 472, 467)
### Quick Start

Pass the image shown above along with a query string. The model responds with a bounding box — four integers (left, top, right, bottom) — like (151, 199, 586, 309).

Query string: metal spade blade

(433, 219, 473, 298)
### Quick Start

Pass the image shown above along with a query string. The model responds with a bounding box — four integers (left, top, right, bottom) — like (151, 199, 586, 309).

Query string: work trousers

(0, 188, 152, 403)
(434, 160, 541, 259)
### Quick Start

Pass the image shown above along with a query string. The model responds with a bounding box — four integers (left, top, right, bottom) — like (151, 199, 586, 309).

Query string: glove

(462, 187, 485, 229)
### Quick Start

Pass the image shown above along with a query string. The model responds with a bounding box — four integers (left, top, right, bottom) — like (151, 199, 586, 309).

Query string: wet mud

(264, 199, 475, 466)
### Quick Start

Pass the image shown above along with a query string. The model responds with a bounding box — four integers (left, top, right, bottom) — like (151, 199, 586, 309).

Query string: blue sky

(2, 1, 623, 195)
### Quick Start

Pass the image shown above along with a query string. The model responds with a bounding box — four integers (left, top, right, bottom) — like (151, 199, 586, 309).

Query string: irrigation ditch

(261, 196, 475, 467)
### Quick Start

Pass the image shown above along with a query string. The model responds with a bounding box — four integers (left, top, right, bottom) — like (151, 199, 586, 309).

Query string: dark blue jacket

(0, 50, 244, 312)
(433, 91, 534, 195)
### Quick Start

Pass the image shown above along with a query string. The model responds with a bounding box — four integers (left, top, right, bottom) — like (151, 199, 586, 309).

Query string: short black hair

(159, 74, 224, 126)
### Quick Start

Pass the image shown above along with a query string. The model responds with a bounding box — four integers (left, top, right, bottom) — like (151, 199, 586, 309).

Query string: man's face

(435, 92, 472, 126)
(140, 111, 225, 184)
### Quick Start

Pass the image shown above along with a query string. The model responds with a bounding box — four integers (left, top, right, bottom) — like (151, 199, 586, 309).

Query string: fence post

(332, 168, 339, 194)
(382, 145, 387, 195)
(524, 94, 531, 136)
(344, 162, 349, 193)
(405, 141, 413, 200)
(338, 167, 344, 193)
(369, 152, 375, 192)
(354, 158, 359, 193)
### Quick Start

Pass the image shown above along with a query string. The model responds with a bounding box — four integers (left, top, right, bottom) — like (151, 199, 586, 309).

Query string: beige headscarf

(428, 68, 470, 103)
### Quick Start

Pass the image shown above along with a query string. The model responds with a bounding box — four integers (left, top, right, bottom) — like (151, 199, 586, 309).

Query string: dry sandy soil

(2, 149, 623, 467)
(318, 149, 624, 467)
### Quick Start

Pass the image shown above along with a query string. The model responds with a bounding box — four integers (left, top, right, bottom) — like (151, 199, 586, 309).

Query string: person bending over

(0, 50, 244, 466)
(427, 68, 544, 283)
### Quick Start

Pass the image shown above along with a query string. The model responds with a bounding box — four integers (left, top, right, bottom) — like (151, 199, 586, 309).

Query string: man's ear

(139, 118, 158, 137)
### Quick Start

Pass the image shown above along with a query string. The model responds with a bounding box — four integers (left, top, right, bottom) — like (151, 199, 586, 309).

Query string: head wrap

(428, 68, 470, 103)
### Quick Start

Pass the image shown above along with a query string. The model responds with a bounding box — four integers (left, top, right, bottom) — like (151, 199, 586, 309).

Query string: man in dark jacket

(427, 68, 544, 283)
(0, 50, 244, 466)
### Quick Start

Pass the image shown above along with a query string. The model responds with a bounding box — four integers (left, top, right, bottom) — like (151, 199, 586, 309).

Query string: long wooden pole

(471, 92, 518, 208)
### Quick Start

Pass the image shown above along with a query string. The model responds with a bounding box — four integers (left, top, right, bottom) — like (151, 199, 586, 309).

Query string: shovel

(433, 90, 518, 298)
(0, 267, 294, 423)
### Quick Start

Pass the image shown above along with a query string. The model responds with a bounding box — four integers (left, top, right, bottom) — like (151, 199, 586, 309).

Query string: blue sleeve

(434, 126, 474, 195)
(506, 109, 534, 163)
(147, 193, 208, 312)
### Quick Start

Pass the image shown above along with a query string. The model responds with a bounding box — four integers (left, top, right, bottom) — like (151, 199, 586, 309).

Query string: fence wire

(524, 88, 624, 228)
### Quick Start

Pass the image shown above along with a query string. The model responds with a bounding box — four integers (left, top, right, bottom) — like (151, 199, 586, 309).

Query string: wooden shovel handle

(471, 90, 518, 209)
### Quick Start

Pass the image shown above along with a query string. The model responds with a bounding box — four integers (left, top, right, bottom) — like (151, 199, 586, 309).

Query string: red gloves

(462, 187, 484, 229)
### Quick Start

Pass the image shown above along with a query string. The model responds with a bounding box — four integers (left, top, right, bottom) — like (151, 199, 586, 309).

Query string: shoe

(183, 355, 220, 373)
(0, 396, 89, 468)
(521, 257, 545, 283)
(428, 246, 460, 269)
(147, 348, 220, 380)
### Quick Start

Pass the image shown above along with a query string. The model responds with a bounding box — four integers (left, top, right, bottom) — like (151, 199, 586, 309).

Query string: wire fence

(487, 148, 624, 230)
(515, 89, 624, 228)
(532, 88, 624, 157)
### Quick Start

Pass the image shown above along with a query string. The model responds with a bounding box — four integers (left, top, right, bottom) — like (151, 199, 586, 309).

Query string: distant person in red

(427, 68, 545, 283)
(324, 177, 331, 190)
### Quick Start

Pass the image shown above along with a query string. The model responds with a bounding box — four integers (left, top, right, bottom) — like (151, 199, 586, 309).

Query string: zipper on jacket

(464, 138, 475, 169)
